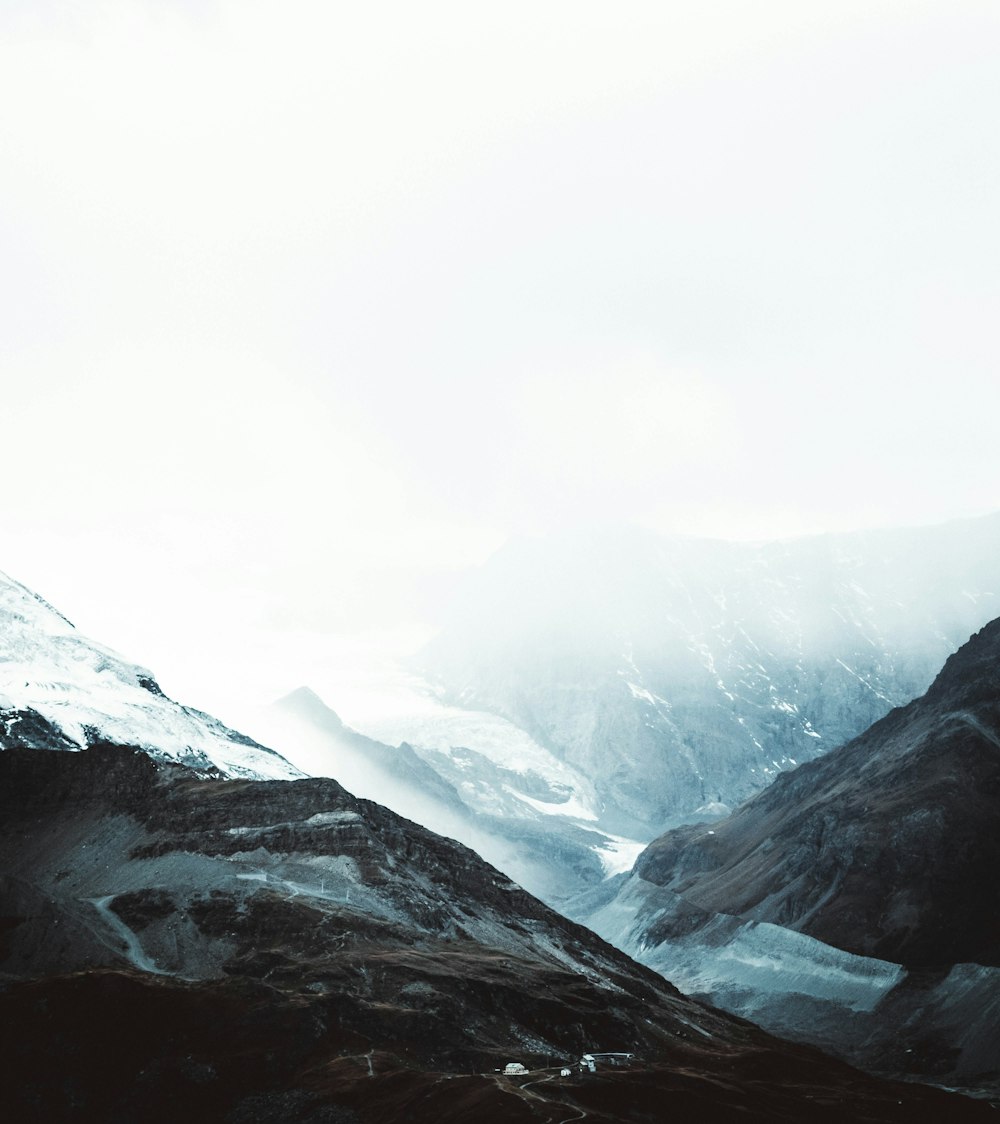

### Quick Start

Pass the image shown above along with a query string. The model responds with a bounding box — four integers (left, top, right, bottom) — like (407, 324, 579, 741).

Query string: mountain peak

(0, 567, 302, 781)
(273, 685, 345, 729)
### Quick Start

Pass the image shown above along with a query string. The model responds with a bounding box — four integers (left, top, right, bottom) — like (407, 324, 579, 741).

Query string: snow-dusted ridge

(0, 569, 302, 780)
(421, 515, 1000, 835)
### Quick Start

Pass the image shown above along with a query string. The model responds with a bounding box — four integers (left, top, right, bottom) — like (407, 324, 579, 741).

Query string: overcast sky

(2, 1, 998, 709)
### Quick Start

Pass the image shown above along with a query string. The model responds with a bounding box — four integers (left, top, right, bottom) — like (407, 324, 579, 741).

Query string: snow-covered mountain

(0, 564, 636, 903)
(419, 514, 1000, 837)
(566, 616, 1000, 1095)
(2, 550, 998, 1111)
(0, 568, 301, 780)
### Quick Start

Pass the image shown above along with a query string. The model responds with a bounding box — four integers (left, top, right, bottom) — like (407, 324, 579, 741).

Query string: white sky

(2, 1, 998, 712)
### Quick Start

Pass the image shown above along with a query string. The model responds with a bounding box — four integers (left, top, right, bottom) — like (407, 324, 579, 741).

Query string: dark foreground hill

(1, 745, 990, 1123)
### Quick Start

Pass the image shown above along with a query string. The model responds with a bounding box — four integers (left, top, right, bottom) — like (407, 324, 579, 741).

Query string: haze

(2, 1, 998, 714)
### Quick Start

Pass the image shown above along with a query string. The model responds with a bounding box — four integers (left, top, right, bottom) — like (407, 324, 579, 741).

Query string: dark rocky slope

(566, 619, 1000, 1095)
(632, 618, 1000, 968)
(1, 745, 989, 1123)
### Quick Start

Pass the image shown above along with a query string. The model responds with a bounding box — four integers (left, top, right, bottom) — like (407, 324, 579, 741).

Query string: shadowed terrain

(568, 620, 1000, 1096)
(2, 744, 993, 1122)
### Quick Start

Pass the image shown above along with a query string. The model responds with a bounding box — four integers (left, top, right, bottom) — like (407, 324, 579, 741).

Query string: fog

(1, 1, 998, 717)
(238, 686, 607, 902)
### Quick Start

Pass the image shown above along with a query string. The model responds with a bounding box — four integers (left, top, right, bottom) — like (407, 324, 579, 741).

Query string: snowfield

(0, 569, 301, 780)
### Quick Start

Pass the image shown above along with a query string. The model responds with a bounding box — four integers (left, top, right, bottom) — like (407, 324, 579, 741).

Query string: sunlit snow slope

(0, 569, 301, 780)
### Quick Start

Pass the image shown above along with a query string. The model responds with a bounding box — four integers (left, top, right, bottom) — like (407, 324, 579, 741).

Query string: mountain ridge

(2, 742, 992, 1122)
(566, 616, 1000, 1094)
(0, 568, 302, 781)
(630, 616, 1000, 968)
(419, 513, 1000, 836)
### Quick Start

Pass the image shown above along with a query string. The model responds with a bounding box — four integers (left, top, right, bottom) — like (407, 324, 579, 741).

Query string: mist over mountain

(0, 563, 629, 906)
(631, 617, 1000, 967)
(4, 559, 999, 1116)
(568, 616, 1000, 1095)
(419, 513, 1000, 838)
(254, 685, 616, 905)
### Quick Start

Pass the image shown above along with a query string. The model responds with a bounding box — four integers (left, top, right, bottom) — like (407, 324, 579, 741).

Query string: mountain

(567, 618, 1000, 1094)
(0, 568, 301, 780)
(627, 616, 1000, 966)
(1, 744, 992, 1123)
(249, 686, 635, 905)
(418, 514, 1000, 837)
(0, 564, 631, 906)
(272, 686, 470, 812)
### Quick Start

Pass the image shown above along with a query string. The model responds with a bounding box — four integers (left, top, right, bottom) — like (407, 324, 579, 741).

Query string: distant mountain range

(7, 512, 1000, 912)
(0, 565, 625, 905)
(419, 514, 1000, 838)
(4, 511, 1000, 1112)
(258, 685, 618, 905)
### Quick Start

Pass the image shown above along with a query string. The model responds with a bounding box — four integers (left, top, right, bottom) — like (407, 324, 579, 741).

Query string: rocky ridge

(2, 744, 990, 1122)
(255, 686, 624, 905)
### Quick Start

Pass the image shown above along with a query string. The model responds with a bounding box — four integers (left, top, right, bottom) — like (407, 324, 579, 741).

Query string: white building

(580, 1052, 636, 1072)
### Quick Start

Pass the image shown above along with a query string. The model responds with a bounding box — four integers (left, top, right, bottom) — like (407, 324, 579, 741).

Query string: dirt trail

(87, 895, 168, 975)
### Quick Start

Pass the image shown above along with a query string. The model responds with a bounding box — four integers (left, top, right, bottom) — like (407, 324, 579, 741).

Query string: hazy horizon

(3, 2, 998, 714)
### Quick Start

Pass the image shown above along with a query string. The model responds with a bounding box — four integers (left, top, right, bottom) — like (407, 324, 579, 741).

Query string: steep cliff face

(632, 617, 1000, 968)
(567, 618, 1000, 1094)
(420, 516, 1000, 835)
(0, 568, 302, 780)
(2, 745, 990, 1123)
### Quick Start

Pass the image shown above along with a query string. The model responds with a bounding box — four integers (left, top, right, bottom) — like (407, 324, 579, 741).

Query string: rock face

(1, 745, 990, 1123)
(0, 567, 301, 780)
(567, 618, 1000, 1094)
(419, 515, 1000, 836)
(631, 617, 1000, 968)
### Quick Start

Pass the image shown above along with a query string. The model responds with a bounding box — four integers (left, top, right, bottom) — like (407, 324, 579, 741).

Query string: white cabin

(580, 1052, 636, 1072)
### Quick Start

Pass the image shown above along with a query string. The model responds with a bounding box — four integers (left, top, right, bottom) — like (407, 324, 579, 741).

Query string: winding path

(88, 895, 168, 975)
